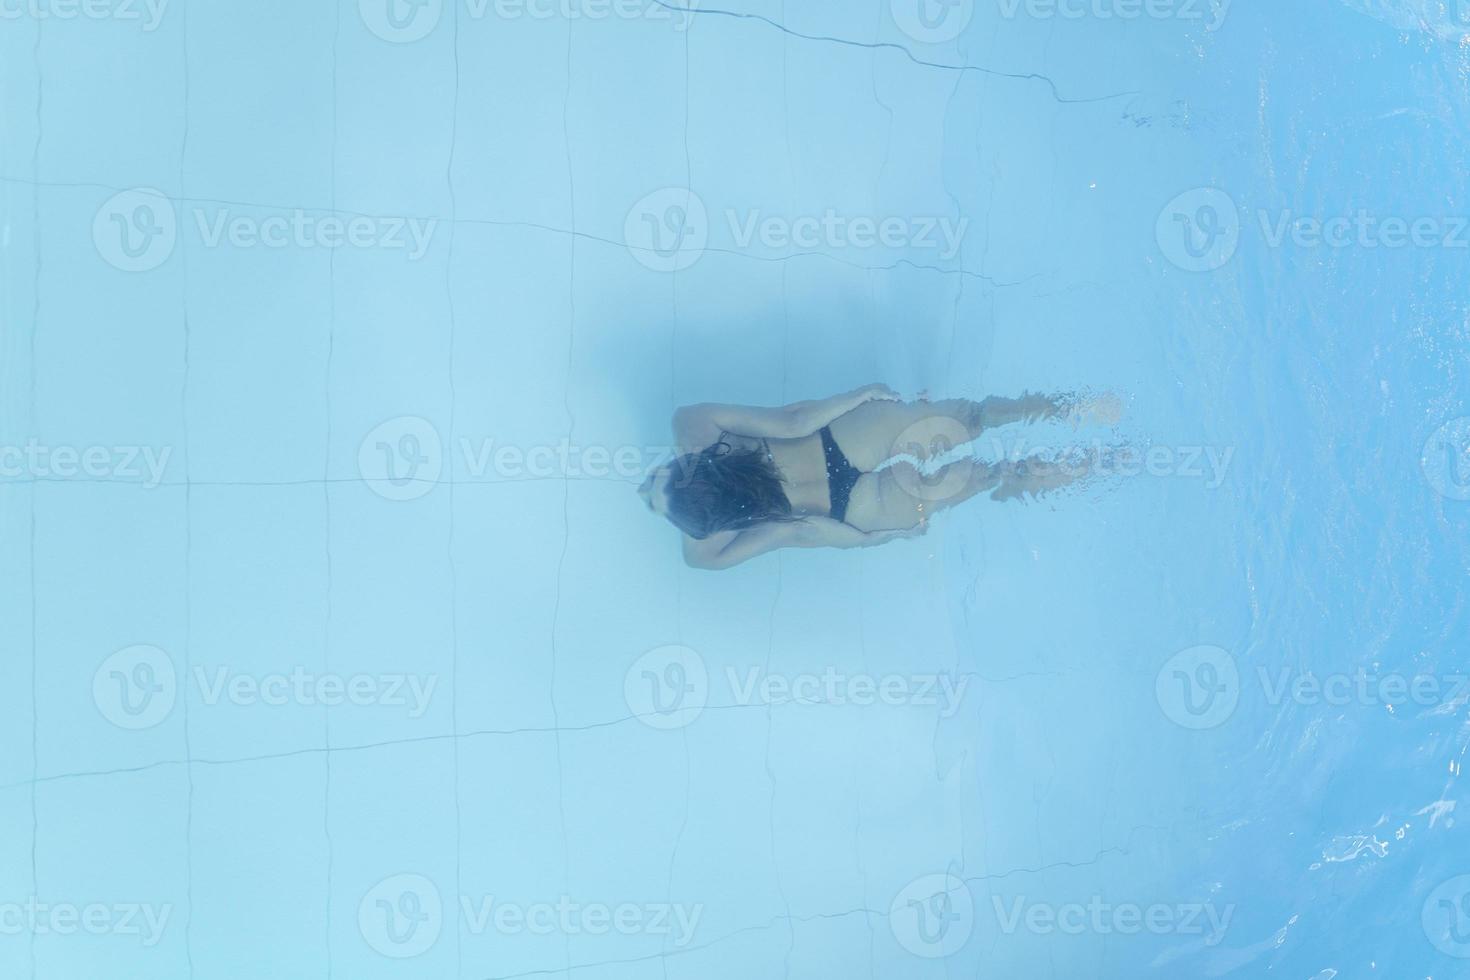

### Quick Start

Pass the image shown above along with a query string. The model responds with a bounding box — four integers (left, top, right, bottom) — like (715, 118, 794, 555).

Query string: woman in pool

(639, 385, 1102, 569)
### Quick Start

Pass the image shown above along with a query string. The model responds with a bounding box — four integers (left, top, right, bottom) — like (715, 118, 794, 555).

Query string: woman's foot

(1067, 391, 1124, 428)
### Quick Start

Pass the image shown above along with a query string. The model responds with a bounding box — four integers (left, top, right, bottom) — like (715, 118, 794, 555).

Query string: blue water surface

(2, 0, 1469, 977)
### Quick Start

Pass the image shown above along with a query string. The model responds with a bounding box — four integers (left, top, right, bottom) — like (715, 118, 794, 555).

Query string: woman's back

(720, 431, 833, 518)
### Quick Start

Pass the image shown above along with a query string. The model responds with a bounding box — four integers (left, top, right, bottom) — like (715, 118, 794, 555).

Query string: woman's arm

(673, 384, 898, 451)
(683, 517, 922, 570)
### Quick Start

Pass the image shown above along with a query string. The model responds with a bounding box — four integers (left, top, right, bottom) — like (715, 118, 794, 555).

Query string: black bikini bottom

(820, 426, 861, 523)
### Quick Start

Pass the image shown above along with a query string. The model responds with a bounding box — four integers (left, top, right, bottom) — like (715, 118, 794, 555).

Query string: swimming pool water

(2, 0, 1469, 977)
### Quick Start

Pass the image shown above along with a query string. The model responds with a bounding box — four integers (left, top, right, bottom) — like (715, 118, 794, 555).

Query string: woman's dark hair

(662, 439, 793, 539)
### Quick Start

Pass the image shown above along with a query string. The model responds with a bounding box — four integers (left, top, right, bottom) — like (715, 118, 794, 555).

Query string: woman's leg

(844, 460, 998, 531)
(826, 393, 1074, 471)
(844, 449, 1098, 532)
(973, 392, 1074, 428)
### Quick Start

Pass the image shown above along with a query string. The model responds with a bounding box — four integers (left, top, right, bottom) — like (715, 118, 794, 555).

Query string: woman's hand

(689, 517, 929, 567)
(677, 384, 903, 447)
